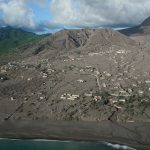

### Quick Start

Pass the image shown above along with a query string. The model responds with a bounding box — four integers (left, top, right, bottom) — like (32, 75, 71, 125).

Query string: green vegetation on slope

(0, 27, 48, 55)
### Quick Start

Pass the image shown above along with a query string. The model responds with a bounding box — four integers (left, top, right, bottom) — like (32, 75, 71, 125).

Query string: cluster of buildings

(0, 60, 56, 82)
(60, 93, 80, 101)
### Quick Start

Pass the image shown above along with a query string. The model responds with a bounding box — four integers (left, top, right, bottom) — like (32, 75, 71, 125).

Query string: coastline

(0, 138, 136, 150)
(0, 120, 150, 150)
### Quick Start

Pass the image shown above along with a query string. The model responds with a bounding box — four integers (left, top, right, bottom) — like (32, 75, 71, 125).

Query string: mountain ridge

(30, 28, 136, 56)
(0, 26, 49, 54)
(119, 16, 150, 36)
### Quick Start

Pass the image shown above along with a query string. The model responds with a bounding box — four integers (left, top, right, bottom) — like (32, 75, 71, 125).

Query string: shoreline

(0, 120, 150, 150)
(0, 138, 136, 150)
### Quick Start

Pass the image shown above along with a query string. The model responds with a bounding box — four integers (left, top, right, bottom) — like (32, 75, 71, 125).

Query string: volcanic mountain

(0, 27, 146, 123)
(1, 16, 150, 149)
(119, 16, 150, 36)
(29, 28, 136, 56)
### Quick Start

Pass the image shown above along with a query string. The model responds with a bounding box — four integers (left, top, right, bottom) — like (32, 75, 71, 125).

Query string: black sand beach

(0, 120, 150, 150)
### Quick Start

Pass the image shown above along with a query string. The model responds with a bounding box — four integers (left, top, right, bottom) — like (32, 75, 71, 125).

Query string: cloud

(1, 0, 150, 33)
(0, 0, 36, 29)
(0, 0, 53, 33)
(31, 0, 48, 7)
(0, 19, 4, 26)
(29, 20, 62, 34)
(50, 0, 150, 27)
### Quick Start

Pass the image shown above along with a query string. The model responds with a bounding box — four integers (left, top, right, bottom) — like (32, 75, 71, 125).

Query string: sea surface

(0, 139, 136, 150)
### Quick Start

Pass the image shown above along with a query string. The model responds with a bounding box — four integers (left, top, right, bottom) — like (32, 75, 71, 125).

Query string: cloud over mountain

(50, 0, 150, 27)
(0, 0, 36, 29)
(1, 0, 150, 33)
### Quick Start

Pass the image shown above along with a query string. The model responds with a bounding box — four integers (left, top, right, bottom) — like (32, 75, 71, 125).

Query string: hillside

(1, 27, 150, 149)
(29, 28, 136, 57)
(0, 27, 47, 54)
(0, 28, 148, 122)
(119, 16, 150, 36)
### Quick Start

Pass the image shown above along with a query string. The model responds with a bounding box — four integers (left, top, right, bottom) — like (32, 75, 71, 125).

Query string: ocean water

(0, 139, 136, 150)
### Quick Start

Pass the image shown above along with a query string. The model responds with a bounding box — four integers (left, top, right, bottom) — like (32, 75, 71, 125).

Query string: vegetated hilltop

(0, 26, 48, 54)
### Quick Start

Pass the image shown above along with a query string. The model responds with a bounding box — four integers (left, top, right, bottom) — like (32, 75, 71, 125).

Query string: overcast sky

(0, 0, 150, 33)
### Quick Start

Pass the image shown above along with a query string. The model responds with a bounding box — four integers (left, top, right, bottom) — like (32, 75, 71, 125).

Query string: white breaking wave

(0, 138, 19, 141)
(32, 139, 72, 143)
(105, 142, 136, 150)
